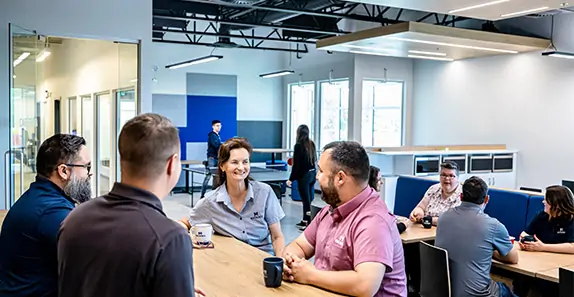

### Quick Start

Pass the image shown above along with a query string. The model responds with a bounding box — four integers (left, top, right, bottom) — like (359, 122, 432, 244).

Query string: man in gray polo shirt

(435, 176, 519, 297)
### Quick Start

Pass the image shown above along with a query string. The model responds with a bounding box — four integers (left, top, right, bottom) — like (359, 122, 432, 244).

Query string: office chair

(419, 241, 451, 297)
(559, 267, 574, 297)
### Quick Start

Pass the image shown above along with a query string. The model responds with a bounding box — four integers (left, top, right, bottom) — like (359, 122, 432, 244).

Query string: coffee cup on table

(422, 216, 432, 229)
(191, 223, 213, 246)
(263, 257, 284, 288)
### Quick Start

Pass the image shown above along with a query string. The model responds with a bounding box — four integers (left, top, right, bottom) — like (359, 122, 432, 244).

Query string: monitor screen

(562, 180, 574, 195)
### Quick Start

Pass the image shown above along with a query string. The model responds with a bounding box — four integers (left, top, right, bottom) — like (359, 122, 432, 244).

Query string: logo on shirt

(557, 228, 566, 235)
(334, 235, 345, 248)
(250, 212, 263, 220)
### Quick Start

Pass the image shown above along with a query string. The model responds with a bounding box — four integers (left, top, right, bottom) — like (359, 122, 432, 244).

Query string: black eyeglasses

(65, 163, 92, 174)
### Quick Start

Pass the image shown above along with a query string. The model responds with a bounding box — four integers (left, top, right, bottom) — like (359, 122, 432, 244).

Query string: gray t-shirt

(435, 202, 513, 297)
(188, 180, 285, 254)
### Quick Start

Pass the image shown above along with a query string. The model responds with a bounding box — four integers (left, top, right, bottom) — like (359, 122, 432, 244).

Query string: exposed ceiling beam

(179, 0, 400, 23)
(154, 27, 316, 44)
(154, 12, 348, 35)
(153, 38, 308, 53)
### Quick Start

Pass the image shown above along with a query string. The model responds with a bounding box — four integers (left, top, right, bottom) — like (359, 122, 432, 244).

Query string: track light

(165, 55, 223, 69)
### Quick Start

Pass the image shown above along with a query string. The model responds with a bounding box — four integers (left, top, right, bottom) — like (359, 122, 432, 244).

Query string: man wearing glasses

(0, 134, 92, 297)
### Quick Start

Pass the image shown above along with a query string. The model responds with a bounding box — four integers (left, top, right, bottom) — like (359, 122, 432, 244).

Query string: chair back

(419, 241, 451, 297)
(559, 267, 574, 297)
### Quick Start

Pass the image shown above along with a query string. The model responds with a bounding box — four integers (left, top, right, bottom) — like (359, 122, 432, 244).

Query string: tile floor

(162, 189, 320, 244)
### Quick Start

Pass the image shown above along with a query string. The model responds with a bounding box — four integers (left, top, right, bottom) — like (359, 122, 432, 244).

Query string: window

(361, 80, 404, 147)
(319, 79, 349, 148)
(288, 82, 315, 147)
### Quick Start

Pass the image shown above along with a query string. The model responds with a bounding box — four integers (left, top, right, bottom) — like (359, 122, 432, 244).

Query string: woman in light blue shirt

(179, 137, 286, 255)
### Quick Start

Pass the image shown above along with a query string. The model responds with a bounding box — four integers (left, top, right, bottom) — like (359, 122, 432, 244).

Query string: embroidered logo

(334, 235, 345, 247)
(250, 211, 263, 220)
(558, 228, 566, 234)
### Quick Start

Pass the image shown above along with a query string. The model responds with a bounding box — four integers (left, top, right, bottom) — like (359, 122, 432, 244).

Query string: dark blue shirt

(207, 131, 221, 158)
(525, 211, 574, 244)
(0, 177, 75, 297)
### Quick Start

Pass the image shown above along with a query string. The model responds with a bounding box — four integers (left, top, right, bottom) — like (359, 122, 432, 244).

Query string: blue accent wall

(178, 95, 237, 160)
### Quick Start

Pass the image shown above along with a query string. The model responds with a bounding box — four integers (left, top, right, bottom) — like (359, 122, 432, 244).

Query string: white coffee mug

(191, 223, 213, 245)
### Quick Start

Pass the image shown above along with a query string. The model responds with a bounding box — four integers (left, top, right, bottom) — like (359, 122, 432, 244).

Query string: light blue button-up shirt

(188, 180, 285, 254)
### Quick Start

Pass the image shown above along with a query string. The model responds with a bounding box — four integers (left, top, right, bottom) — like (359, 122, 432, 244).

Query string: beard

(64, 174, 92, 204)
(320, 178, 341, 208)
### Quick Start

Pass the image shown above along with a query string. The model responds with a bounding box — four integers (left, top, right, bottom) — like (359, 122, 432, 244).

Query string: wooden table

(397, 217, 436, 244)
(492, 243, 574, 278)
(194, 235, 342, 296)
(535, 265, 574, 283)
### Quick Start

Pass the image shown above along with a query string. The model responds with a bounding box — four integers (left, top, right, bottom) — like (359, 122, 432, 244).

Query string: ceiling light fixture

(408, 50, 447, 56)
(259, 70, 294, 78)
(500, 6, 549, 17)
(13, 52, 30, 67)
(387, 36, 518, 54)
(349, 50, 392, 57)
(165, 55, 223, 69)
(542, 51, 574, 59)
(36, 50, 51, 62)
(407, 54, 454, 62)
(449, 0, 510, 13)
(342, 44, 392, 52)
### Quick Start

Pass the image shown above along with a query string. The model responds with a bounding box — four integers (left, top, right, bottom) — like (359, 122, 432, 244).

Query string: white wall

(151, 42, 284, 121)
(412, 52, 574, 189)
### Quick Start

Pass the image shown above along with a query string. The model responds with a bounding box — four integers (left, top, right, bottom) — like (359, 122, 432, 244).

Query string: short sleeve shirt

(304, 187, 407, 297)
(188, 180, 285, 254)
(422, 183, 462, 217)
(525, 211, 574, 244)
(435, 202, 513, 297)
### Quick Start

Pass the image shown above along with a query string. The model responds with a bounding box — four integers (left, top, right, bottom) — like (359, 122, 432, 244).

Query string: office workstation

(3, 0, 574, 296)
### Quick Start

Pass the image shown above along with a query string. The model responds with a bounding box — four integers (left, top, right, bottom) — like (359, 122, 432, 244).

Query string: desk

(397, 217, 436, 244)
(492, 243, 574, 278)
(194, 235, 342, 296)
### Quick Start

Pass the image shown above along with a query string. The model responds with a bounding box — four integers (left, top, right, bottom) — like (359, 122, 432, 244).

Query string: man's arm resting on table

(309, 262, 385, 297)
(283, 233, 314, 259)
(493, 247, 519, 264)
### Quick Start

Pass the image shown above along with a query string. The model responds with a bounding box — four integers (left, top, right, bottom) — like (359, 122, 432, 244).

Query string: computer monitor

(561, 180, 574, 194)
(559, 267, 574, 297)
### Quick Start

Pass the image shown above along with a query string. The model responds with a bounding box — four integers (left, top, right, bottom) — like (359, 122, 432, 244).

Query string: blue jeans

(200, 157, 217, 197)
(498, 282, 518, 297)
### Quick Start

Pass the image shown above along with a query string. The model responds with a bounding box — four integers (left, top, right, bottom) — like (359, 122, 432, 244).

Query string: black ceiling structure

(152, 0, 469, 53)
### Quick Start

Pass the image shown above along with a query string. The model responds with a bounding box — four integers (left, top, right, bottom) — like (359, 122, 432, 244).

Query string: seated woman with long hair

(178, 137, 286, 256)
(368, 165, 410, 234)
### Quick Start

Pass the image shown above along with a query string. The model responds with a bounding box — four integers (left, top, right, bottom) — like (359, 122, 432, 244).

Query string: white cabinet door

(467, 173, 494, 186)
(492, 172, 517, 189)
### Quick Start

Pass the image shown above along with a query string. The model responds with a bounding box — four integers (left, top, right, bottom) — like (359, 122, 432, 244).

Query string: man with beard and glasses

(282, 141, 407, 297)
(0, 134, 91, 297)
(57, 113, 203, 297)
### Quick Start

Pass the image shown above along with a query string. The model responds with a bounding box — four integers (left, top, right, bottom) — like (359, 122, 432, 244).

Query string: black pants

(297, 169, 316, 222)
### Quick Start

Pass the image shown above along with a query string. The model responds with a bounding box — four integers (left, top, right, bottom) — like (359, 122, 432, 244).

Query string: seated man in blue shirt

(0, 134, 92, 297)
(435, 176, 519, 297)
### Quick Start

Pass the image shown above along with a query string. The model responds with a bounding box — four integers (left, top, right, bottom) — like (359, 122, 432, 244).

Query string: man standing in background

(201, 119, 222, 198)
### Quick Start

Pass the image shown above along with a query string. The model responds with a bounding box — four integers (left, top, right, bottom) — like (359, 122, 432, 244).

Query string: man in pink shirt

(283, 141, 407, 297)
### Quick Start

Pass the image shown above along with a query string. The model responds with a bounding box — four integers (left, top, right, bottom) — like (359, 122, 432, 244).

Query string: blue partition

(484, 189, 530, 237)
(394, 176, 438, 217)
(526, 195, 544, 227)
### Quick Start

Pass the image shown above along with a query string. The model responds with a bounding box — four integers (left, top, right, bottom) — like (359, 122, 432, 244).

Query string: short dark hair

(462, 176, 489, 205)
(323, 141, 370, 182)
(118, 113, 180, 178)
(440, 161, 459, 176)
(36, 134, 87, 177)
(212, 120, 221, 126)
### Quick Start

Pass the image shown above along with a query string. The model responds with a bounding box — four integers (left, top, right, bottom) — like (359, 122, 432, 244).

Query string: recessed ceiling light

(387, 36, 518, 54)
(408, 50, 447, 56)
(342, 44, 392, 52)
(449, 0, 510, 14)
(500, 6, 549, 17)
(349, 50, 392, 57)
(408, 54, 454, 62)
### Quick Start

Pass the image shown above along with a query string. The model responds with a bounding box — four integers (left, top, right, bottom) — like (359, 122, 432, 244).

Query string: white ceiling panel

(346, 0, 571, 20)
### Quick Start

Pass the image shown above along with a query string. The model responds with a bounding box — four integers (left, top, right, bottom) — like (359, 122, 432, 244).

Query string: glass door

(114, 89, 137, 182)
(96, 91, 112, 195)
(8, 24, 40, 208)
(80, 94, 95, 196)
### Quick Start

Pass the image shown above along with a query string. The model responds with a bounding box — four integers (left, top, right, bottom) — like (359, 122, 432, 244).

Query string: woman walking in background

(287, 125, 317, 231)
